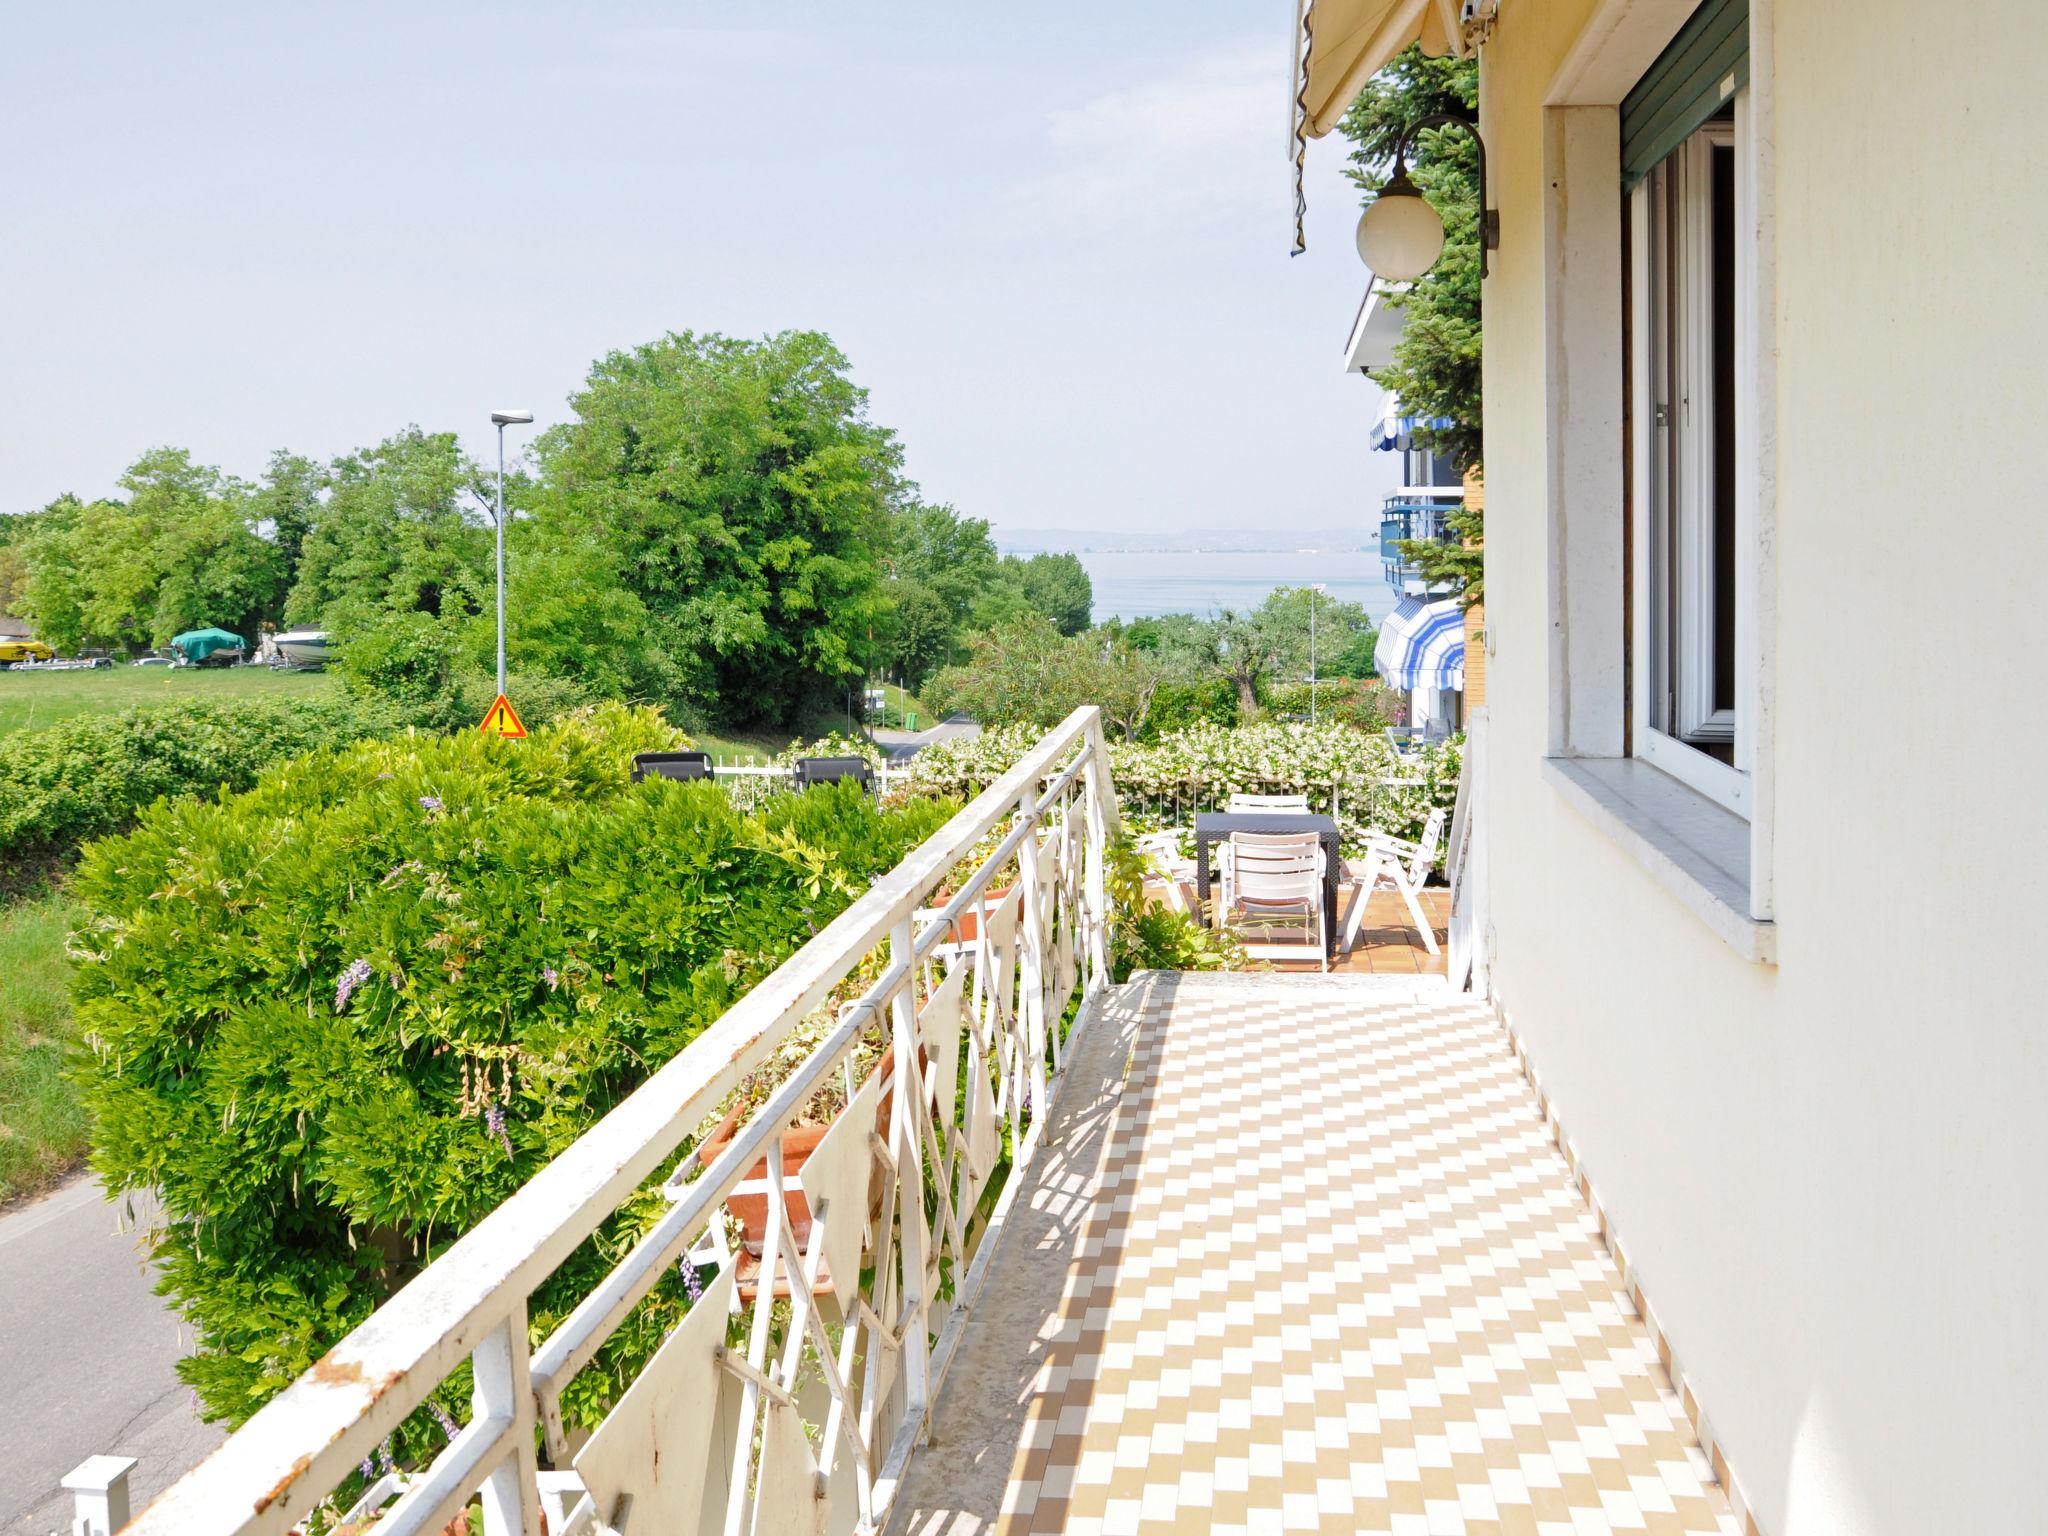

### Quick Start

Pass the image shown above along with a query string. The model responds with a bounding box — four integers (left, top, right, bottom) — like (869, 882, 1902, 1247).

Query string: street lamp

(1309, 583, 1327, 725)
(1354, 112, 1498, 281)
(489, 409, 533, 698)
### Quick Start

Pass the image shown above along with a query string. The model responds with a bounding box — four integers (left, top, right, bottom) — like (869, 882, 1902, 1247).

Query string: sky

(0, 2, 1402, 541)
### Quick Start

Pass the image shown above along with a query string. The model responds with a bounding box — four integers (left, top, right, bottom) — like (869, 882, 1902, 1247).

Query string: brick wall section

(1461, 465, 1487, 708)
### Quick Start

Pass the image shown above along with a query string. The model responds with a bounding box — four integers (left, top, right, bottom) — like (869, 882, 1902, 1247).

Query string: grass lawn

(0, 893, 84, 1204)
(691, 703, 871, 762)
(0, 665, 337, 740)
(870, 681, 928, 727)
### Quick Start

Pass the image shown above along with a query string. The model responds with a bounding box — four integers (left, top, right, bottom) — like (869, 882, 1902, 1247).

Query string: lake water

(1070, 548, 1402, 625)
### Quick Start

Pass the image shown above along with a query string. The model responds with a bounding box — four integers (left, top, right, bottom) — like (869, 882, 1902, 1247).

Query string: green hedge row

(0, 696, 402, 881)
(69, 704, 958, 1451)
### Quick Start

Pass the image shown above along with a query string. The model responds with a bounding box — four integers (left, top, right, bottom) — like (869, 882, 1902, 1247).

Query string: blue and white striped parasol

(1373, 595, 1466, 691)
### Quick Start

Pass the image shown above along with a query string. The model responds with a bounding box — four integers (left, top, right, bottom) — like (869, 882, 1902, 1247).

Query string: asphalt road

(0, 1177, 222, 1534)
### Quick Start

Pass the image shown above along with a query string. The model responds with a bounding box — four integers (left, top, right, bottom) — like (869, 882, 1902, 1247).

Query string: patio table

(1191, 811, 1343, 959)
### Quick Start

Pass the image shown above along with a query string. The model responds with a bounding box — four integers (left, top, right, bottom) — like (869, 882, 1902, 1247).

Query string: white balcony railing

(130, 707, 1120, 1536)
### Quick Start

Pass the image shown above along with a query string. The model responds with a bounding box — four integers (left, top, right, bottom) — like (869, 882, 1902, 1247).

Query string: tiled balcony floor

(891, 973, 1739, 1536)
(1147, 882, 1452, 976)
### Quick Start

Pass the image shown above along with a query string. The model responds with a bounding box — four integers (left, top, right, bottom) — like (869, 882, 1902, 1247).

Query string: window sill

(1541, 756, 1777, 966)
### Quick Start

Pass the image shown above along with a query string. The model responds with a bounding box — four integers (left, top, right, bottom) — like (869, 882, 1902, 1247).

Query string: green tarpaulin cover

(171, 628, 245, 661)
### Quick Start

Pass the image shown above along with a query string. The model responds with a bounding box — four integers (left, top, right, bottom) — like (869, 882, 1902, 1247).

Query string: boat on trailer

(270, 630, 337, 669)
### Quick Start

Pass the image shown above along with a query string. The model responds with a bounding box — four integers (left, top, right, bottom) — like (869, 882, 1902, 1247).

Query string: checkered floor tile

(893, 975, 1739, 1536)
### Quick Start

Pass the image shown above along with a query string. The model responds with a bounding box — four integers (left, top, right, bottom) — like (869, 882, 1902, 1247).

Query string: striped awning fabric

(1374, 595, 1466, 691)
(1369, 412, 1456, 452)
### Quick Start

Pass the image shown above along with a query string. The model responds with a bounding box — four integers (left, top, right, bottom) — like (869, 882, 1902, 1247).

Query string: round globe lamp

(1355, 168, 1445, 281)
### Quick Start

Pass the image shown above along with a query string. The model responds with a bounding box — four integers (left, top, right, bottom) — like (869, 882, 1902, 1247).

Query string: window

(1628, 103, 1751, 815)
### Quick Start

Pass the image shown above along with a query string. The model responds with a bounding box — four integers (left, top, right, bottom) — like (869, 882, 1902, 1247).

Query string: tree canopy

(528, 330, 896, 726)
(1343, 45, 1484, 606)
(3, 325, 1103, 727)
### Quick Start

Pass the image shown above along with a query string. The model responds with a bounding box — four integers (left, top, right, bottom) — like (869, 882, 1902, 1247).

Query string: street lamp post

(1310, 583, 1327, 724)
(489, 410, 534, 698)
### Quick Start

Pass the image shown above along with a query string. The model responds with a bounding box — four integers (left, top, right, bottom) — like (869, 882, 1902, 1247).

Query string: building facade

(1306, 0, 2047, 1530)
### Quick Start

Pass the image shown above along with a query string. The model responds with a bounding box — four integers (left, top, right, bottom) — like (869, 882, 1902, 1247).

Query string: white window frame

(1629, 97, 1753, 817)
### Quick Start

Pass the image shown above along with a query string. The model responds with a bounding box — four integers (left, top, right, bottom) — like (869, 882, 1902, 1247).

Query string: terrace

(116, 711, 1737, 1536)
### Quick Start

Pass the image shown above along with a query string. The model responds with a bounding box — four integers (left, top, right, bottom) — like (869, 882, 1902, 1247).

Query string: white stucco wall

(1477, 2, 2048, 1532)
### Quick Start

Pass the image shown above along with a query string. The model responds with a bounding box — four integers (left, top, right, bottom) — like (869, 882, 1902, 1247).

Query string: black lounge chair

(630, 750, 714, 784)
(792, 755, 875, 791)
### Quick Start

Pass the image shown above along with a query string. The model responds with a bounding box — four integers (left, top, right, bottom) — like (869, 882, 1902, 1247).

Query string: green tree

(530, 330, 894, 727)
(1203, 588, 1369, 715)
(1340, 47, 1482, 469)
(250, 450, 325, 624)
(1343, 46, 1484, 609)
(13, 454, 278, 654)
(887, 580, 957, 693)
(886, 502, 1000, 627)
(923, 617, 1163, 741)
(286, 427, 487, 634)
(1004, 551, 1093, 636)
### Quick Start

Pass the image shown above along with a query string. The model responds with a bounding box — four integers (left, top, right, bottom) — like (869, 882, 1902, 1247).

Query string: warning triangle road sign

(478, 693, 528, 739)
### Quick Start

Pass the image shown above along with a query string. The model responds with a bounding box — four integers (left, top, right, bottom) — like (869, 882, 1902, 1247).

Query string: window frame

(1628, 98, 1753, 817)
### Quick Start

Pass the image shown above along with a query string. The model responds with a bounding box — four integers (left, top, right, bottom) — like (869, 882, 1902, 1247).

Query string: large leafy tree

(285, 428, 487, 634)
(1005, 552, 1093, 636)
(1343, 48, 1484, 608)
(13, 452, 281, 652)
(1209, 587, 1375, 715)
(1341, 47, 1482, 469)
(923, 616, 1164, 741)
(249, 450, 324, 624)
(531, 330, 894, 727)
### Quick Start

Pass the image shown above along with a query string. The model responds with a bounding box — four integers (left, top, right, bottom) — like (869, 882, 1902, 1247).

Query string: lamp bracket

(1389, 111, 1498, 278)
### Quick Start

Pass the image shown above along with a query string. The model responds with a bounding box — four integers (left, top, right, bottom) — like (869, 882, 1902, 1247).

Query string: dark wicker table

(1191, 811, 1343, 959)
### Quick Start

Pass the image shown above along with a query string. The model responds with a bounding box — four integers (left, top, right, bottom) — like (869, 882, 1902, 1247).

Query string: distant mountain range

(995, 525, 1371, 555)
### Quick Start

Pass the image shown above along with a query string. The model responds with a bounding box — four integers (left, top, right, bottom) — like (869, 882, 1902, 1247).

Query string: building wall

(1460, 467, 1486, 708)
(1477, 2, 2048, 1532)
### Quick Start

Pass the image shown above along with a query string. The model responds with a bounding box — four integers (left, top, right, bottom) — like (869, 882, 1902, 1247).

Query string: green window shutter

(1621, 0, 1749, 189)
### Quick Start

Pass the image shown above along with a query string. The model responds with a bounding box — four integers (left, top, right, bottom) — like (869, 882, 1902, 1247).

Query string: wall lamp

(1355, 112, 1499, 281)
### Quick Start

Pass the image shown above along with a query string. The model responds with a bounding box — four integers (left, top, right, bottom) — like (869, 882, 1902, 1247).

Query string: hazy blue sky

(0, 2, 1402, 538)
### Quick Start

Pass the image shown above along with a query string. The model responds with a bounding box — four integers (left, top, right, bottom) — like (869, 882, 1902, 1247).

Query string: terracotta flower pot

(946, 884, 1019, 943)
(696, 1113, 831, 1258)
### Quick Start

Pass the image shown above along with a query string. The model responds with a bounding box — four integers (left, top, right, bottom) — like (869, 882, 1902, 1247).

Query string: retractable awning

(1290, 0, 1488, 252)
(1369, 410, 1456, 451)
(1374, 595, 1466, 691)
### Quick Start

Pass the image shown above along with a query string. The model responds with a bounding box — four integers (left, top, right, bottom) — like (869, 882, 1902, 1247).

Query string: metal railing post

(889, 917, 932, 1420)
(63, 1457, 137, 1536)
(473, 1309, 542, 1536)
(1014, 788, 1050, 1118)
(1081, 727, 1113, 991)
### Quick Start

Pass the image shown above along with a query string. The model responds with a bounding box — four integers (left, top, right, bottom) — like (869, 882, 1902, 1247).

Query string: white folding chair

(1131, 830, 1192, 914)
(1220, 831, 1327, 971)
(1225, 792, 1311, 814)
(1342, 807, 1447, 956)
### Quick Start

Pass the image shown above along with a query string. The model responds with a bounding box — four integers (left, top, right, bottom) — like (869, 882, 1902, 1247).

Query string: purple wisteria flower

(418, 795, 444, 813)
(377, 1438, 396, 1476)
(484, 1102, 514, 1160)
(333, 958, 373, 1014)
(428, 1399, 462, 1443)
(681, 1255, 703, 1303)
(542, 966, 559, 988)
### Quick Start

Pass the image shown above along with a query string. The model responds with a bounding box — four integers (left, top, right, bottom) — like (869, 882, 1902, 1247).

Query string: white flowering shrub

(905, 721, 1461, 866)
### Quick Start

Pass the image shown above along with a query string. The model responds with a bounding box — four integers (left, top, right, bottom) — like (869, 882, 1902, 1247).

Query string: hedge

(68, 702, 959, 1462)
(903, 719, 1463, 862)
(0, 695, 403, 882)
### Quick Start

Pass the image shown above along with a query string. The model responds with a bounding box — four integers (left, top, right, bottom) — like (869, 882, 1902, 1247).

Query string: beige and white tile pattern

(894, 974, 1740, 1536)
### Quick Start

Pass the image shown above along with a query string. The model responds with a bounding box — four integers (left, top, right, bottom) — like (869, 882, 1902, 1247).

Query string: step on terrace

(892, 972, 1741, 1536)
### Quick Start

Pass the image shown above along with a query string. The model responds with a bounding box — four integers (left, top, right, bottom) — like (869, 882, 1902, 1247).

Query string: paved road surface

(0, 1177, 222, 1534)
(871, 714, 979, 763)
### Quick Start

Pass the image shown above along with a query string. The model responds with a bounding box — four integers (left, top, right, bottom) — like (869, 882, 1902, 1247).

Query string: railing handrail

(131, 707, 1117, 1535)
